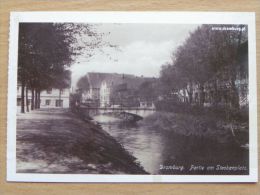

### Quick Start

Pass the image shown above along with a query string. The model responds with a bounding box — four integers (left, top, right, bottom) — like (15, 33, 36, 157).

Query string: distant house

(177, 77, 248, 108)
(139, 101, 155, 109)
(99, 74, 155, 108)
(81, 72, 109, 107)
(40, 88, 70, 108)
(80, 72, 156, 108)
(17, 86, 70, 111)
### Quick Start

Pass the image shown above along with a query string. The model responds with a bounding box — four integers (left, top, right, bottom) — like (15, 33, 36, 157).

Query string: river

(93, 114, 163, 174)
(91, 110, 249, 175)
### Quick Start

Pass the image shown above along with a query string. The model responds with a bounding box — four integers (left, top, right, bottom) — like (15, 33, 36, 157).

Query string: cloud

(70, 23, 199, 88)
(71, 40, 177, 87)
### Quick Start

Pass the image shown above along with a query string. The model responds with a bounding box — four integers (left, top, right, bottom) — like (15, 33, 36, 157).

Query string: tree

(159, 63, 181, 95)
(137, 79, 158, 101)
(77, 75, 90, 92)
(159, 24, 247, 108)
(208, 25, 247, 108)
(53, 70, 71, 107)
(18, 23, 103, 112)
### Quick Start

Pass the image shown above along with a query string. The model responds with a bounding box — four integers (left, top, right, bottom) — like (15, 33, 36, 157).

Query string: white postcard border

(7, 11, 258, 183)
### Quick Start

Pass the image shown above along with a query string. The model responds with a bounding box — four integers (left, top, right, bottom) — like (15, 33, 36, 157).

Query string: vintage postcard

(7, 12, 257, 182)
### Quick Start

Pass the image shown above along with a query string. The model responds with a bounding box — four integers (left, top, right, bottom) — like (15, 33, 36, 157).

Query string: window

(46, 89, 52, 94)
(56, 100, 63, 107)
(45, 99, 51, 105)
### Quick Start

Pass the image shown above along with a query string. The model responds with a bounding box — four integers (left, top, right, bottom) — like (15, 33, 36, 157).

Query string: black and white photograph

(7, 12, 257, 182)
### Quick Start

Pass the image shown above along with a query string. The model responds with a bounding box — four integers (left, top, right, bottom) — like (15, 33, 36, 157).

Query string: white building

(17, 86, 70, 111)
(39, 88, 70, 108)
(100, 81, 111, 108)
(82, 87, 100, 102)
(81, 73, 106, 106)
(139, 101, 155, 109)
(80, 72, 156, 108)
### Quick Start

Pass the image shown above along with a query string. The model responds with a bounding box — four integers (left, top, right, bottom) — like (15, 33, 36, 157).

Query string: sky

(70, 23, 199, 88)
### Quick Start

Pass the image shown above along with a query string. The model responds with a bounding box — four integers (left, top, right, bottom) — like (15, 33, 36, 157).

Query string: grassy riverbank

(138, 111, 249, 175)
(17, 108, 146, 174)
(139, 111, 248, 145)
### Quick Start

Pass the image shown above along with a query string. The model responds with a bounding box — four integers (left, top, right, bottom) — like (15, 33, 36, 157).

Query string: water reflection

(91, 111, 249, 175)
(93, 114, 163, 174)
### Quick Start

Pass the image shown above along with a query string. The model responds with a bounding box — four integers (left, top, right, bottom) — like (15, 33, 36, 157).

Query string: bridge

(79, 106, 155, 118)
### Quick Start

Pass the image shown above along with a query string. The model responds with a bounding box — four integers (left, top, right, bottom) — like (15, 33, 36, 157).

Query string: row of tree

(18, 23, 101, 113)
(159, 24, 248, 109)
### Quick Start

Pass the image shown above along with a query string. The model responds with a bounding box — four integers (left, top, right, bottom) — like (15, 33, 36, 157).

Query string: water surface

(91, 110, 249, 175)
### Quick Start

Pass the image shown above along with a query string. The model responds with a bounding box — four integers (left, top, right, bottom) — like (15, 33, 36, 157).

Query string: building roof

(86, 72, 154, 90)
(86, 72, 110, 89)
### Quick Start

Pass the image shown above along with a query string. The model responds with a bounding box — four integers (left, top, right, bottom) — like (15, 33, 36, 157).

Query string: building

(80, 72, 156, 108)
(17, 86, 70, 112)
(39, 88, 70, 108)
(139, 101, 155, 109)
(100, 81, 111, 107)
(99, 75, 155, 108)
(81, 72, 110, 107)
